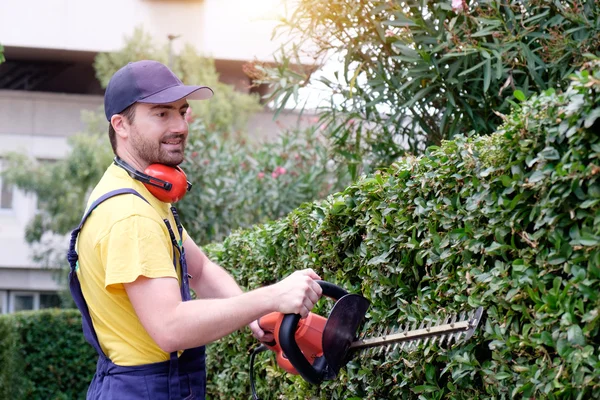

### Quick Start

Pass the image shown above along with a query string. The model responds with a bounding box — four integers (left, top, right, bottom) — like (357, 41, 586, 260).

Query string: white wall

(0, 0, 291, 62)
(200, 0, 289, 61)
(0, 0, 205, 53)
(0, 90, 103, 139)
(0, 268, 62, 291)
(0, 188, 37, 267)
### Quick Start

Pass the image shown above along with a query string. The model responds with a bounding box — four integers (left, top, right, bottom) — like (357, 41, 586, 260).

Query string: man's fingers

(249, 320, 268, 341)
(302, 268, 321, 280)
(260, 332, 274, 343)
(299, 305, 310, 319)
(306, 286, 320, 304)
(303, 297, 316, 313)
(275, 269, 325, 316)
(309, 279, 323, 297)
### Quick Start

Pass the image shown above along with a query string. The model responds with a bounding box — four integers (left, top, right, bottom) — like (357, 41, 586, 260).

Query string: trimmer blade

(321, 294, 370, 379)
(349, 306, 485, 353)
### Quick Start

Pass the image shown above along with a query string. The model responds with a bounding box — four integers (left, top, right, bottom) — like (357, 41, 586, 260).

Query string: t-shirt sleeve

(98, 215, 178, 290)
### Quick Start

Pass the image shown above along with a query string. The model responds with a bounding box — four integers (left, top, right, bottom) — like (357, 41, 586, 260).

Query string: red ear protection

(114, 157, 192, 203)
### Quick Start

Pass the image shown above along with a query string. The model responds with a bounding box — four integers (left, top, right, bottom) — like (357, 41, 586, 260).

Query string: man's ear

(111, 114, 129, 140)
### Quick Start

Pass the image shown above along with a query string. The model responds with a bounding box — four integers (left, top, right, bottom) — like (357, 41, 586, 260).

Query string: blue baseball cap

(104, 60, 213, 121)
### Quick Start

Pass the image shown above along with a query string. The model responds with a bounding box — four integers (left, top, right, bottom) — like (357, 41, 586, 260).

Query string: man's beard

(131, 129, 187, 167)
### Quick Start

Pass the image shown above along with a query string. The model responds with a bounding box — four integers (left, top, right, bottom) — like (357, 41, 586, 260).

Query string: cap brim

(138, 85, 214, 104)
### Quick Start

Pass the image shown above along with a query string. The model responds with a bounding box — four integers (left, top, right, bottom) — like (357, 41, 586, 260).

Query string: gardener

(66, 60, 323, 400)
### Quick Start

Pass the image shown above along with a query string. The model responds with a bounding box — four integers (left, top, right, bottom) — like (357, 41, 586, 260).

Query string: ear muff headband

(114, 157, 172, 190)
(113, 157, 191, 203)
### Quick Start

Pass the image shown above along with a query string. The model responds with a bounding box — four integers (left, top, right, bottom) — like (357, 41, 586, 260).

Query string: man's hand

(248, 320, 274, 343)
(269, 269, 323, 318)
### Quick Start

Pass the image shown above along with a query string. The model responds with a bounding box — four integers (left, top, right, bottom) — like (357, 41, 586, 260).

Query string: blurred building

(0, 0, 308, 313)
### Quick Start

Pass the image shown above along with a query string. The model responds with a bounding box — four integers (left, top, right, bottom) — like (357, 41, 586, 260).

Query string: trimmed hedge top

(204, 61, 600, 399)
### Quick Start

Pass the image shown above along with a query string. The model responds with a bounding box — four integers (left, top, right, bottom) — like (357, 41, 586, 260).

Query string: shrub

(0, 315, 28, 399)
(256, 0, 600, 176)
(178, 122, 348, 244)
(203, 61, 600, 399)
(0, 310, 96, 400)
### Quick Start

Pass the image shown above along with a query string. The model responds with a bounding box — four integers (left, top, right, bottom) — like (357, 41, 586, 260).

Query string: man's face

(127, 99, 190, 167)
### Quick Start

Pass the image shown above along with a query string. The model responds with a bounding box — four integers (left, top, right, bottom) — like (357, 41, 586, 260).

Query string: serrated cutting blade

(349, 306, 484, 352)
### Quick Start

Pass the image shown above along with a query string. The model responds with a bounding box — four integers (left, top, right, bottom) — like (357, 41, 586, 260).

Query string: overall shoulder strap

(67, 188, 149, 359)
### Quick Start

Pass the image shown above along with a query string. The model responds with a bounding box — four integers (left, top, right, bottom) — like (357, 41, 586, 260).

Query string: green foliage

(0, 44, 5, 64)
(0, 310, 96, 400)
(178, 122, 348, 244)
(0, 316, 28, 399)
(257, 0, 600, 178)
(202, 61, 600, 399)
(94, 27, 262, 133)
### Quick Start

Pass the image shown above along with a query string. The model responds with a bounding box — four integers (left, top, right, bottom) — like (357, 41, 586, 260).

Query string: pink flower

(258, 172, 265, 179)
(452, 0, 465, 12)
(185, 107, 194, 123)
(275, 166, 287, 175)
(271, 172, 278, 178)
(385, 29, 395, 38)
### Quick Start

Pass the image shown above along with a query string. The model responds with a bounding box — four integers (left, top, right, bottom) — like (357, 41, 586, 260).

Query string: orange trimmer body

(258, 311, 327, 375)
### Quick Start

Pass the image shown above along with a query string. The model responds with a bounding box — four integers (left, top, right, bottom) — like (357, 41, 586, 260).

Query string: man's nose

(171, 114, 189, 134)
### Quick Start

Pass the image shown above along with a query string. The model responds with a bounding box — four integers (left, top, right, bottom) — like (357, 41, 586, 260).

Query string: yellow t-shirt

(77, 163, 188, 366)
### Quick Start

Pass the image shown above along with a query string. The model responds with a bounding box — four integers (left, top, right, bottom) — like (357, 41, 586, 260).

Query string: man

(67, 60, 322, 399)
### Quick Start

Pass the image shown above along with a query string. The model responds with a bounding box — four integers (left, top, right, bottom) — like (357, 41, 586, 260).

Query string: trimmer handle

(279, 280, 348, 385)
(257, 281, 348, 382)
(311, 280, 348, 301)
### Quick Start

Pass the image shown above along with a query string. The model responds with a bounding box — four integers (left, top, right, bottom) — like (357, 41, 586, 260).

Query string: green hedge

(0, 314, 26, 400)
(203, 61, 600, 399)
(0, 310, 96, 400)
(0, 62, 599, 399)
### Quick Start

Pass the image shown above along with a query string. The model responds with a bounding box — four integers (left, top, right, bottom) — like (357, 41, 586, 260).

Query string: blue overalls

(67, 188, 206, 399)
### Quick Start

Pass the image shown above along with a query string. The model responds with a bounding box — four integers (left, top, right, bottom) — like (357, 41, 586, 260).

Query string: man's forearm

(166, 286, 274, 351)
(125, 270, 322, 353)
(190, 260, 243, 299)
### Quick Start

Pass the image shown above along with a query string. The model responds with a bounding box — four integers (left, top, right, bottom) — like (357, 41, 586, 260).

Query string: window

(7, 291, 62, 313)
(0, 179, 13, 209)
(0, 291, 6, 314)
(40, 293, 61, 309)
(0, 160, 14, 210)
(12, 293, 35, 312)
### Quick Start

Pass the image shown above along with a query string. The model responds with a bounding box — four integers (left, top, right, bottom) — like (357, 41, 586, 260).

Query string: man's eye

(157, 112, 166, 117)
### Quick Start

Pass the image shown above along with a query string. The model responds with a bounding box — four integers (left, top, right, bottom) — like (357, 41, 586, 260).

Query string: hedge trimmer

(250, 281, 484, 399)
